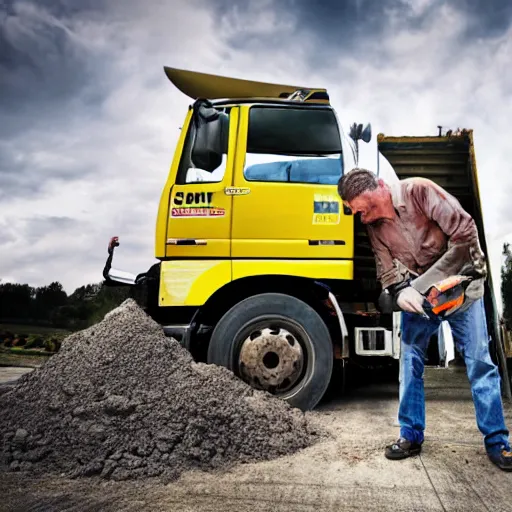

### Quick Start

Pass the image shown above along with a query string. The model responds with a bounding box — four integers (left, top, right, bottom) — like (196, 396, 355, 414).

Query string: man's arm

(409, 179, 487, 294)
(368, 225, 426, 315)
(367, 225, 402, 289)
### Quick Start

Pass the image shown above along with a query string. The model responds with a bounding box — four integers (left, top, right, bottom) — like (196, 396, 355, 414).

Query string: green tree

(501, 243, 512, 329)
(0, 276, 135, 331)
(0, 283, 35, 321)
(33, 282, 68, 323)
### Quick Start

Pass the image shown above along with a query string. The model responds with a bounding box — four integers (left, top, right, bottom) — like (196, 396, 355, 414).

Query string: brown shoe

(385, 437, 422, 460)
(487, 448, 512, 471)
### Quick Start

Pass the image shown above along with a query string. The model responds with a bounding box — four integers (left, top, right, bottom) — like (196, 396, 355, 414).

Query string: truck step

(354, 327, 393, 356)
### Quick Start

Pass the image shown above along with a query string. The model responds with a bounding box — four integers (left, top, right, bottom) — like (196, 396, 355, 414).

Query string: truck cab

(103, 67, 511, 410)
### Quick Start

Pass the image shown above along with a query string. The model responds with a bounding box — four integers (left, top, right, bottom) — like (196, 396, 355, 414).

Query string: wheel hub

(238, 326, 304, 392)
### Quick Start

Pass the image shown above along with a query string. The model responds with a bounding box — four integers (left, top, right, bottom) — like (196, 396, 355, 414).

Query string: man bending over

(338, 168, 511, 471)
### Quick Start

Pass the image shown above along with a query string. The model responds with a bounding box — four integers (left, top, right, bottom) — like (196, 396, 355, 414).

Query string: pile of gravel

(0, 299, 320, 482)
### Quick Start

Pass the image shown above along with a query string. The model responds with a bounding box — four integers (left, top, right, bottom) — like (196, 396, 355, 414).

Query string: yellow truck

(103, 67, 511, 410)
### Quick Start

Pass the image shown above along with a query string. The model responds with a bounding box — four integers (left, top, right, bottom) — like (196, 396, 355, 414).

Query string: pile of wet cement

(0, 299, 320, 482)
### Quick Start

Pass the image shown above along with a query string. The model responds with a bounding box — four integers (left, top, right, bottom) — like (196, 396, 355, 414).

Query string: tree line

(0, 280, 132, 331)
(502, 243, 512, 331)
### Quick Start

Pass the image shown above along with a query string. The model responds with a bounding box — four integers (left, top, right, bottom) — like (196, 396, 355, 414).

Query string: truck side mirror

(348, 122, 372, 166)
(190, 99, 228, 173)
(361, 123, 372, 143)
(349, 122, 372, 144)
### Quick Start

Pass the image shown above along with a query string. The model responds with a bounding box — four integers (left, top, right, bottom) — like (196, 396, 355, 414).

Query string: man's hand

(396, 286, 426, 315)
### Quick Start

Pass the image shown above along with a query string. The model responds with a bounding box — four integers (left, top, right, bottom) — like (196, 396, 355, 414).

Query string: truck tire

(207, 293, 333, 411)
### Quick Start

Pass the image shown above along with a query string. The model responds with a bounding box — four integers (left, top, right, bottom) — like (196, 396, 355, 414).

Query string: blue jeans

(398, 298, 510, 454)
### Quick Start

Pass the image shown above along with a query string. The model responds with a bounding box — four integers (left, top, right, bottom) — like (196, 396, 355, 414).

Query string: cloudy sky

(1, 0, 512, 311)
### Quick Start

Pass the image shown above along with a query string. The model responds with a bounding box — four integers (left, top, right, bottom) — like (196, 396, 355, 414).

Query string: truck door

(165, 106, 238, 258)
(231, 104, 354, 260)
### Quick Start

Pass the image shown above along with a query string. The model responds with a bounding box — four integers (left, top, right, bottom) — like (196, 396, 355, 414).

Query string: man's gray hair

(337, 167, 379, 202)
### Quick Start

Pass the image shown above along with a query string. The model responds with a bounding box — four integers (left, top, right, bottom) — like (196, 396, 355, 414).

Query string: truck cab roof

(163, 66, 331, 106)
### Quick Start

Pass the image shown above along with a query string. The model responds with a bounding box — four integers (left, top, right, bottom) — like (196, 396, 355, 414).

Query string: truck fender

(326, 291, 349, 358)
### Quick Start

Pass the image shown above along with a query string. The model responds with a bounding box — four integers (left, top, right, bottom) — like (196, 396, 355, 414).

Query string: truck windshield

(245, 106, 343, 185)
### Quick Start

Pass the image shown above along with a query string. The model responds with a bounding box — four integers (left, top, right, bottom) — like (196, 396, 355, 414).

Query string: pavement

(151, 366, 512, 512)
(2, 365, 512, 511)
(0, 366, 34, 385)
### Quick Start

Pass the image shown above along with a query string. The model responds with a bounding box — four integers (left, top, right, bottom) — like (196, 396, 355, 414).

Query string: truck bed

(377, 131, 483, 235)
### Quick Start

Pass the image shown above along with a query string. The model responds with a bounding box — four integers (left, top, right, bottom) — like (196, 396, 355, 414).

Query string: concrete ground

(2, 365, 512, 511)
(0, 366, 34, 385)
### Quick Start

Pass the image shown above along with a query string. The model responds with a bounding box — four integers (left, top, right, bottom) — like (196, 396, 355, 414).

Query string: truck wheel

(207, 293, 333, 411)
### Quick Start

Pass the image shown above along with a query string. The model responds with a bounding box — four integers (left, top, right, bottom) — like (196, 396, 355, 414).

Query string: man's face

(343, 183, 393, 224)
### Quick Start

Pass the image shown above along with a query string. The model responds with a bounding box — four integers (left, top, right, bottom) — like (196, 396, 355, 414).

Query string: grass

(0, 324, 70, 363)
(0, 350, 50, 368)
(0, 323, 70, 335)
(9, 347, 52, 356)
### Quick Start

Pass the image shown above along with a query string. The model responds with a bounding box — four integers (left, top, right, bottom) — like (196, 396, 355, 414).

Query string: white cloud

(1, 0, 512, 317)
